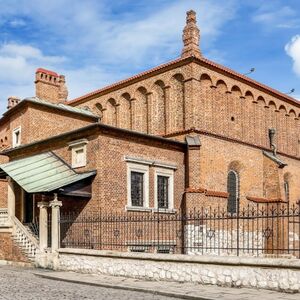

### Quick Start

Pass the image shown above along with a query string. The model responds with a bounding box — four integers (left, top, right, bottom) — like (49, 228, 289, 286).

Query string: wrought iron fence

(59, 203, 300, 258)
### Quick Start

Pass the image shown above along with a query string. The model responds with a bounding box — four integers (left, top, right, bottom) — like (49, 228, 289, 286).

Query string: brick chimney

(7, 96, 21, 110)
(35, 68, 68, 103)
(181, 10, 201, 58)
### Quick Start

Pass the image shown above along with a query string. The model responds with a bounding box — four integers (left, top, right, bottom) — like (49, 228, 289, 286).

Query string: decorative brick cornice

(36, 68, 58, 77)
(205, 190, 229, 198)
(185, 187, 205, 193)
(246, 196, 287, 203)
(185, 188, 228, 198)
(68, 56, 300, 109)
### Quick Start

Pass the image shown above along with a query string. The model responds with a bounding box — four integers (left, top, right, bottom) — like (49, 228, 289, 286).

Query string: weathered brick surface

(0, 232, 29, 262)
(8, 126, 186, 214)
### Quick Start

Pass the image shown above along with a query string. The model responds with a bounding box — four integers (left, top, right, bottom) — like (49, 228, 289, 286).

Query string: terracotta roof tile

(246, 196, 287, 203)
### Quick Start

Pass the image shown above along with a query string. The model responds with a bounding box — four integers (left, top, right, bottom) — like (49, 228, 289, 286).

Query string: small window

(69, 139, 88, 168)
(284, 181, 289, 202)
(129, 246, 149, 253)
(156, 245, 174, 254)
(127, 163, 149, 209)
(227, 170, 239, 214)
(131, 171, 144, 207)
(74, 148, 85, 167)
(154, 168, 174, 211)
(157, 175, 169, 209)
(12, 127, 21, 147)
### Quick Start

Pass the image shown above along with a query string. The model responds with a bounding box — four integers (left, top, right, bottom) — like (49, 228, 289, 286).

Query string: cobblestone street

(0, 266, 173, 300)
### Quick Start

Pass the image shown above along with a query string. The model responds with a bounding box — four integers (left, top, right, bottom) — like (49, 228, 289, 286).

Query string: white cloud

(0, 0, 239, 114)
(0, 43, 66, 113)
(285, 35, 300, 77)
(252, 6, 299, 29)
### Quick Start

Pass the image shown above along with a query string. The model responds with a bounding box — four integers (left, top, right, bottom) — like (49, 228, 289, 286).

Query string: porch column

(37, 201, 49, 252)
(7, 177, 15, 219)
(50, 194, 62, 252)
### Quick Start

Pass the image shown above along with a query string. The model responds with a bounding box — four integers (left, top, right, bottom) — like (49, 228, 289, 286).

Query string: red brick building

(0, 11, 299, 261)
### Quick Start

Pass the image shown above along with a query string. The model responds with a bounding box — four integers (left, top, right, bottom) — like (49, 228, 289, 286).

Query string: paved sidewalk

(34, 269, 299, 300)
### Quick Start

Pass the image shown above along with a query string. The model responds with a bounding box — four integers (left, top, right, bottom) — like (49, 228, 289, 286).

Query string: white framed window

(68, 139, 88, 168)
(126, 163, 149, 211)
(12, 127, 21, 148)
(154, 168, 174, 211)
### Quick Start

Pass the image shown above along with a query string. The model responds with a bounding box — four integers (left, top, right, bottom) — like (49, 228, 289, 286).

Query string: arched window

(284, 180, 289, 202)
(95, 103, 103, 120)
(227, 170, 239, 214)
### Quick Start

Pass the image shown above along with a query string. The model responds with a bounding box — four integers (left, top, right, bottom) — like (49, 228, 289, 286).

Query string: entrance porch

(0, 152, 96, 261)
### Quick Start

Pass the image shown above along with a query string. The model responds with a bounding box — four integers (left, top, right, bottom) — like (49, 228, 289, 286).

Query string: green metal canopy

(0, 152, 96, 193)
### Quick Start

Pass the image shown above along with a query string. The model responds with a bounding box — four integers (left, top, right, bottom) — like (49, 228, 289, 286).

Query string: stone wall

(42, 248, 300, 293)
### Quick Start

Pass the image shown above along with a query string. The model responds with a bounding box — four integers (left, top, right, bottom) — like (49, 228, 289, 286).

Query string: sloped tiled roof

(0, 151, 96, 193)
(2, 97, 99, 120)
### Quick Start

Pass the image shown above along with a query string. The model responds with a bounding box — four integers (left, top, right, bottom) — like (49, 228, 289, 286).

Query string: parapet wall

(38, 248, 300, 293)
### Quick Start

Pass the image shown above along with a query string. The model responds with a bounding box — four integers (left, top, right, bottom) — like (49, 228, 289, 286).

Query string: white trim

(124, 156, 177, 170)
(126, 163, 149, 209)
(12, 126, 21, 148)
(154, 167, 174, 210)
(68, 139, 88, 148)
(71, 143, 87, 168)
(125, 206, 152, 212)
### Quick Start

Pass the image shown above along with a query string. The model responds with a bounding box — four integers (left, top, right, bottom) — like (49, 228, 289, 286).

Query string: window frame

(12, 126, 21, 148)
(126, 163, 149, 211)
(69, 139, 88, 169)
(154, 167, 174, 211)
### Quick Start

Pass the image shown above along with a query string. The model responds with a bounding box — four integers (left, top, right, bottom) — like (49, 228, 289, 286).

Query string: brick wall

(71, 60, 299, 159)
(0, 232, 29, 262)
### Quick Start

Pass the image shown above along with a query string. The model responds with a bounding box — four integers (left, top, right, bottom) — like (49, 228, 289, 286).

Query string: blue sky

(0, 0, 299, 114)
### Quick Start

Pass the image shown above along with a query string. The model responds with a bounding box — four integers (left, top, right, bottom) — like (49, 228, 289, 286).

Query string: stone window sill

(152, 208, 177, 214)
(125, 206, 152, 212)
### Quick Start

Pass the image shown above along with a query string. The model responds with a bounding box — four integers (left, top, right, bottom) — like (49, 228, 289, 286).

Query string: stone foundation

(38, 248, 300, 293)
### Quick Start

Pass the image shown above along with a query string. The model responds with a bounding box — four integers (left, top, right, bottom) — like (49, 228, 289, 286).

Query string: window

(157, 175, 169, 209)
(284, 181, 289, 202)
(129, 246, 149, 253)
(74, 148, 85, 167)
(154, 168, 174, 211)
(156, 245, 174, 254)
(227, 170, 239, 214)
(12, 127, 21, 147)
(68, 139, 88, 168)
(127, 163, 149, 210)
(131, 171, 144, 207)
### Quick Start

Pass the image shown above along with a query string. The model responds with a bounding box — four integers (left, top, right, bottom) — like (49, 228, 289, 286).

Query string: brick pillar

(183, 75, 200, 130)
(50, 194, 62, 252)
(38, 201, 49, 252)
(130, 98, 136, 130)
(146, 92, 153, 134)
(164, 86, 171, 134)
(185, 135, 201, 189)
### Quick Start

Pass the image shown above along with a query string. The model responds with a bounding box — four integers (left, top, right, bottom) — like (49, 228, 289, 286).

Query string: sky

(0, 0, 299, 114)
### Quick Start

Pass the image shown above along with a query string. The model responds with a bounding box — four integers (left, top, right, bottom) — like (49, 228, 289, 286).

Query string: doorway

(24, 193, 34, 223)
